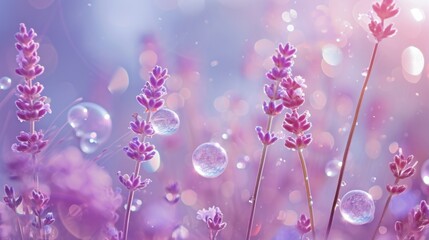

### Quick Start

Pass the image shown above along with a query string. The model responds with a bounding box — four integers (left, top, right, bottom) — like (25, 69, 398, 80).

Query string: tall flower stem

(246, 81, 280, 240)
(325, 43, 379, 239)
(297, 149, 316, 239)
(371, 177, 399, 240)
(122, 112, 152, 240)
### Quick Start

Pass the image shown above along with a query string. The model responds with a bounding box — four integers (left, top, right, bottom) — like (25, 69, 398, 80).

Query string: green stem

(325, 43, 379, 239)
(298, 149, 316, 239)
(370, 178, 400, 240)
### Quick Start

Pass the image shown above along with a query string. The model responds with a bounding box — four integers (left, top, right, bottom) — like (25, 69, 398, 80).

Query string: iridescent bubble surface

(0, 76, 12, 90)
(192, 142, 228, 178)
(151, 108, 180, 135)
(421, 159, 429, 185)
(340, 190, 375, 225)
(325, 159, 342, 177)
(67, 102, 112, 154)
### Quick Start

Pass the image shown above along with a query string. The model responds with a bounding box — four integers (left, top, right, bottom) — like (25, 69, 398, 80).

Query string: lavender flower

(136, 66, 169, 112)
(118, 173, 151, 191)
(129, 113, 155, 136)
(369, 0, 399, 42)
(164, 182, 181, 204)
(395, 201, 429, 240)
(197, 206, 227, 240)
(296, 213, 311, 236)
(3, 185, 22, 211)
(11, 130, 48, 154)
(123, 137, 156, 162)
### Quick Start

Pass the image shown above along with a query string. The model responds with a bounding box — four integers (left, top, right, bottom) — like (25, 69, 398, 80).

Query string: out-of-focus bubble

(67, 102, 112, 154)
(369, 185, 383, 201)
(151, 108, 180, 135)
(108, 67, 129, 94)
(214, 95, 230, 113)
(287, 24, 295, 32)
(402, 46, 425, 77)
(172, 225, 189, 239)
(365, 138, 381, 159)
(181, 189, 197, 206)
(0, 76, 12, 90)
(142, 150, 161, 173)
(421, 159, 429, 185)
(389, 142, 399, 154)
(282, 11, 292, 22)
(210, 60, 219, 67)
(325, 159, 342, 177)
(124, 199, 143, 212)
(322, 44, 343, 66)
(410, 8, 425, 22)
(192, 142, 228, 178)
(340, 190, 375, 225)
(310, 90, 327, 110)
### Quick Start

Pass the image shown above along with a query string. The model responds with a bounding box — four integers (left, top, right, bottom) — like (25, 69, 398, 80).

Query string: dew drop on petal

(151, 108, 180, 135)
(325, 159, 342, 177)
(340, 190, 375, 225)
(192, 142, 228, 178)
(0, 76, 12, 90)
(67, 102, 112, 153)
(124, 199, 143, 212)
(420, 159, 429, 185)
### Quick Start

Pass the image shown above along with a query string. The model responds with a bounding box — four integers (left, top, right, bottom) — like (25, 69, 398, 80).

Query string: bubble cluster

(151, 108, 180, 135)
(67, 102, 112, 154)
(0, 76, 12, 90)
(192, 142, 228, 178)
(340, 190, 375, 225)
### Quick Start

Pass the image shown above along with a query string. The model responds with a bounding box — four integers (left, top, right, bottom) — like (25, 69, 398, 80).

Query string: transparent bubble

(322, 44, 343, 66)
(0, 76, 12, 90)
(124, 199, 143, 212)
(421, 159, 429, 185)
(142, 150, 161, 173)
(325, 159, 342, 177)
(67, 102, 112, 153)
(192, 142, 228, 178)
(151, 108, 180, 135)
(340, 190, 375, 225)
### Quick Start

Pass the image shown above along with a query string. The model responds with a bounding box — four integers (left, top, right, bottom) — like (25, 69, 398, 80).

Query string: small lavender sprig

(246, 43, 295, 240)
(30, 190, 55, 239)
(325, 1, 399, 237)
(371, 149, 417, 240)
(3, 185, 24, 239)
(297, 213, 311, 239)
(282, 72, 315, 239)
(395, 200, 429, 240)
(120, 65, 169, 240)
(197, 206, 227, 240)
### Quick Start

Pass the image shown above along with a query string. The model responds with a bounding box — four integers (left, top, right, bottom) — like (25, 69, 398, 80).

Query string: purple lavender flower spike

(389, 149, 416, 179)
(11, 130, 48, 154)
(136, 65, 169, 112)
(368, 0, 399, 42)
(129, 113, 155, 136)
(15, 23, 44, 81)
(372, 0, 399, 20)
(3, 185, 23, 211)
(297, 213, 311, 236)
(118, 173, 151, 192)
(263, 100, 283, 116)
(255, 126, 278, 145)
(123, 137, 156, 162)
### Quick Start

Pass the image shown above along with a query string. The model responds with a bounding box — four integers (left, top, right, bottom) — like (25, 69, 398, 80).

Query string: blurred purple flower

(3, 185, 23, 211)
(296, 213, 311, 236)
(197, 206, 227, 240)
(395, 200, 429, 240)
(372, 0, 399, 20)
(389, 149, 416, 180)
(164, 182, 180, 204)
(368, 0, 398, 42)
(15, 23, 44, 81)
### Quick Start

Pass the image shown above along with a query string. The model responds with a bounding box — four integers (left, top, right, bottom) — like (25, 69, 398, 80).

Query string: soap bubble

(151, 108, 180, 135)
(325, 159, 342, 177)
(192, 142, 228, 178)
(0, 76, 12, 90)
(67, 102, 112, 154)
(340, 190, 375, 225)
(421, 159, 429, 185)
(142, 150, 161, 173)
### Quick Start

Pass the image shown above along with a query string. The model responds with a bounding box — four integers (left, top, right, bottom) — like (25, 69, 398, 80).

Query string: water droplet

(325, 159, 342, 177)
(124, 199, 143, 212)
(420, 159, 429, 185)
(0, 76, 12, 90)
(221, 133, 229, 140)
(248, 196, 254, 204)
(340, 190, 375, 225)
(361, 69, 368, 77)
(341, 181, 347, 187)
(371, 177, 377, 183)
(151, 108, 180, 135)
(67, 102, 112, 153)
(192, 142, 228, 178)
(236, 162, 246, 169)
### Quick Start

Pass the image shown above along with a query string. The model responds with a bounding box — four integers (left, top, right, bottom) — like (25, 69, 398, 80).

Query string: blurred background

(1, 0, 428, 239)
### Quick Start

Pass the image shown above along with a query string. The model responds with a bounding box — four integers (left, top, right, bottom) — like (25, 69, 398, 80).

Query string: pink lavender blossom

(197, 206, 227, 240)
(118, 173, 151, 191)
(368, 0, 399, 42)
(296, 213, 311, 236)
(395, 201, 429, 240)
